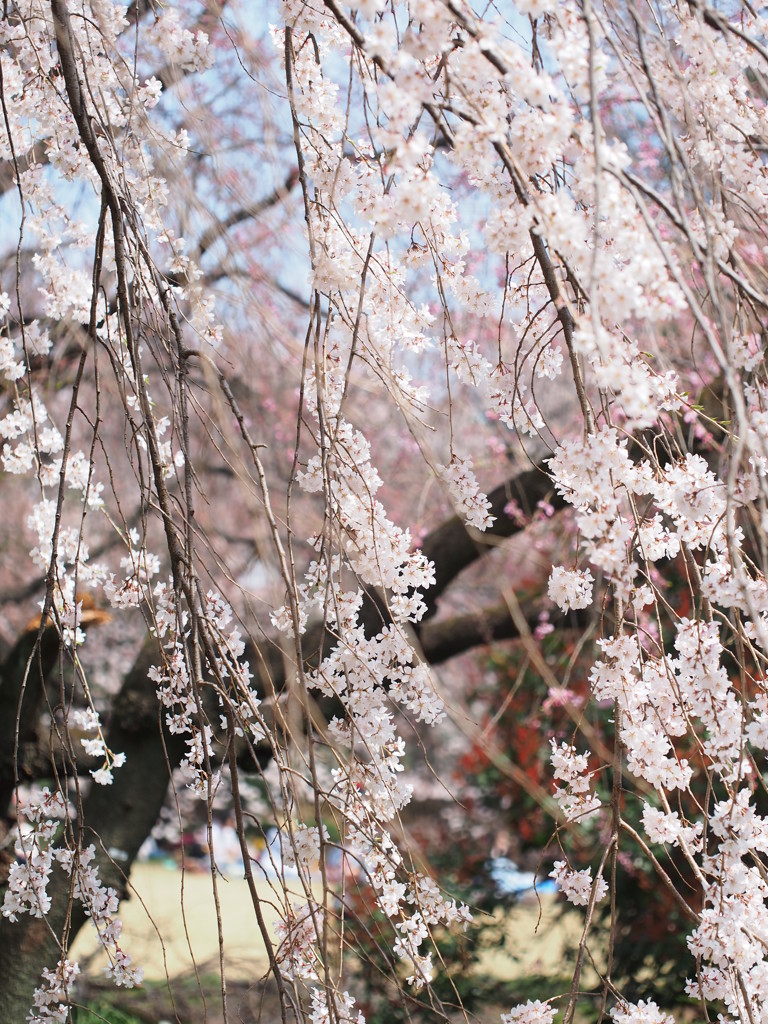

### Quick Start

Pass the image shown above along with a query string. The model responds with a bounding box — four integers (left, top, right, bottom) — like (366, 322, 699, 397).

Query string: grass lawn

(73, 862, 277, 981)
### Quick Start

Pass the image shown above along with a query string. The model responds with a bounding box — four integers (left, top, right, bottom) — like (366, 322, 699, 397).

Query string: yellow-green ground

(74, 864, 584, 983)
(74, 863, 278, 980)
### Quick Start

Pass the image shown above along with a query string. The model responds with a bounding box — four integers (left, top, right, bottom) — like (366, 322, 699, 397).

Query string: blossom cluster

(550, 860, 608, 908)
(6, 0, 768, 1019)
(3, 788, 142, 1001)
(550, 741, 601, 823)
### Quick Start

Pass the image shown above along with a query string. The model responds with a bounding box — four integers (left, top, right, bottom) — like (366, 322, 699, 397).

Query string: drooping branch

(72, 645, 187, 895)
(0, 457, 572, 1017)
(124, 0, 155, 26)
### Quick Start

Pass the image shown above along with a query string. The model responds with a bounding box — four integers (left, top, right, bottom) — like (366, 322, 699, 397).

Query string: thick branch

(419, 600, 587, 664)
(421, 601, 538, 664)
(194, 168, 299, 261)
(419, 463, 565, 617)
(0, 611, 106, 819)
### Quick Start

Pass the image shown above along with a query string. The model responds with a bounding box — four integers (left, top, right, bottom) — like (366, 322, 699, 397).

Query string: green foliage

(449, 630, 701, 1012)
(73, 999, 148, 1024)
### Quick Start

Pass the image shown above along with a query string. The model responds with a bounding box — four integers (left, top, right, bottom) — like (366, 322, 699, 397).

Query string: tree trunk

(0, 643, 183, 1020)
